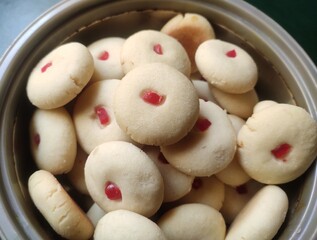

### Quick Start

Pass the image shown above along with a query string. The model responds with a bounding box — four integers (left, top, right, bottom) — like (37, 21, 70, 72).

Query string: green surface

(245, 0, 317, 65)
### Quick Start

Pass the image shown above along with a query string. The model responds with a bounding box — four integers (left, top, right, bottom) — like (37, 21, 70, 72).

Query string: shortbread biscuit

(226, 185, 288, 240)
(28, 170, 94, 240)
(88, 37, 125, 82)
(161, 99, 236, 176)
(94, 210, 166, 240)
(114, 63, 199, 146)
(161, 13, 215, 73)
(26, 42, 94, 109)
(121, 30, 191, 77)
(195, 39, 258, 94)
(29, 107, 76, 174)
(158, 203, 226, 240)
(238, 103, 317, 184)
(84, 141, 164, 217)
(73, 79, 135, 154)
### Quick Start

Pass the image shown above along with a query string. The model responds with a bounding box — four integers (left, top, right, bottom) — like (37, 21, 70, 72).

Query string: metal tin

(0, 0, 316, 239)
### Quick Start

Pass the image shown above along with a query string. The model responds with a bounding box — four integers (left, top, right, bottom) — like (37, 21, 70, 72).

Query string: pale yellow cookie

(88, 37, 125, 83)
(28, 170, 94, 239)
(121, 30, 191, 77)
(226, 185, 288, 240)
(84, 141, 164, 217)
(195, 39, 258, 94)
(94, 210, 166, 240)
(158, 203, 226, 240)
(26, 42, 94, 109)
(161, 99, 236, 176)
(73, 79, 136, 154)
(29, 107, 76, 175)
(238, 104, 317, 184)
(114, 63, 199, 146)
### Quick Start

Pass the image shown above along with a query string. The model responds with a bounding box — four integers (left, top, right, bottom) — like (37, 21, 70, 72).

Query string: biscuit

(195, 39, 258, 94)
(28, 170, 94, 240)
(226, 185, 288, 240)
(161, 99, 236, 176)
(158, 203, 226, 240)
(238, 103, 317, 184)
(84, 141, 164, 217)
(178, 176, 225, 210)
(88, 37, 125, 83)
(26, 42, 94, 109)
(29, 107, 76, 175)
(215, 114, 250, 186)
(94, 210, 166, 240)
(114, 63, 199, 146)
(144, 146, 194, 202)
(161, 13, 215, 73)
(73, 79, 136, 153)
(210, 86, 259, 119)
(121, 30, 191, 77)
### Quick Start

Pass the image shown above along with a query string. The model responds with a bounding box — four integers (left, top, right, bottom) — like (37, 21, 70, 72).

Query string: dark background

(0, 0, 316, 65)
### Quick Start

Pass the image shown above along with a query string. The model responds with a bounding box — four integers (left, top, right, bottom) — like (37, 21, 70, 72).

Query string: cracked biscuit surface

(28, 170, 94, 240)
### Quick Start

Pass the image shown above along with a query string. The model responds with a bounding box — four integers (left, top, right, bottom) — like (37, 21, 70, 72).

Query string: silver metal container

(0, 0, 316, 239)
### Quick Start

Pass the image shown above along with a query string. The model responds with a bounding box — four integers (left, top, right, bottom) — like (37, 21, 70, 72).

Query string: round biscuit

(88, 37, 125, 82)
(121, 30, 191, 77)
(161, 99, 236, 176)
(26, 42, 94, 109)
(238, 103, 317, 184)
(114, 63, 199, 146)
(195, 39, 258, 94)
(84, 141, 164, 217)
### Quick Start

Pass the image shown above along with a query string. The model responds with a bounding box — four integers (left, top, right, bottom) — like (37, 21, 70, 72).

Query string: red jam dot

(34, 133, 40, 146)
(105, 182, 122, 200)
(153, 44, 163, 55)
(95, 106, 110, 125)
(236, 184, 248, 194)
(158, 152, 169, 164)
(195, 118, 212, 132)
(41, 62, 52, 73)
(142, 90, 164, 105)
(192, 178, 203, 190)
(226, 49, 237, 58)
(98, 51, 109, 61)
(271, 143, 292, 161)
